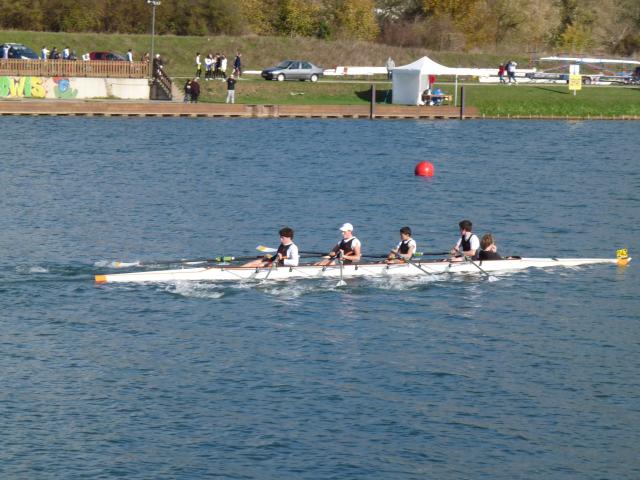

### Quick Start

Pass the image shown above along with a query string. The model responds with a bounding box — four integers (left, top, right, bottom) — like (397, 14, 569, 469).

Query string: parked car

(261, 60, 323, 82)
(89, 51, 126, 61)
(525, 72, 568, 83)
(1, 43, 39, 60)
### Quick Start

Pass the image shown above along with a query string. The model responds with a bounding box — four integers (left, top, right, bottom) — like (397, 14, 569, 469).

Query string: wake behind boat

(95, 255, 630, 284)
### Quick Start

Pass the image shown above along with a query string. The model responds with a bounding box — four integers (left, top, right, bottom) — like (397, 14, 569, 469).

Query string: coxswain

(450, 219, 480, 260)
(478, 233, 502, 261)
(316, 223, 362, 266)
(243, 227, 299, 267)
(387, 226, 417, 263)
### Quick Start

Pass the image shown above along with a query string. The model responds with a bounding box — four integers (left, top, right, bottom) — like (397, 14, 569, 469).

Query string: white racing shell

(95, 257, 629, 284)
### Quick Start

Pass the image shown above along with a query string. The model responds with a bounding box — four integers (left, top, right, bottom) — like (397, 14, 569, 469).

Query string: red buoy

(414, 161, 434, 177)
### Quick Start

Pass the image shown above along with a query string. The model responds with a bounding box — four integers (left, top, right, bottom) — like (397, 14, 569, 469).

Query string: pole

(454, 75, 458, 106)
(459, 86, 465, 119)
(150, 4, 156, 66)
(370, 84, 376, 119)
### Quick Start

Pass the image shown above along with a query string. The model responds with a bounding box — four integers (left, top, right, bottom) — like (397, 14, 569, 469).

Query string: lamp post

(147, 0, 161, 72)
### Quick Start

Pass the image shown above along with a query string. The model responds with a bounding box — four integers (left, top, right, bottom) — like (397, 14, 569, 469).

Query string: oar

(112, 255, 258, 268)
(400, 255, 437, 277)
(360, 251, 449, 260)
(256, 245, 329, 257)
(336, 254, 347, 287)
(463, 255, 498, 281)
(257, 246, 448, 260)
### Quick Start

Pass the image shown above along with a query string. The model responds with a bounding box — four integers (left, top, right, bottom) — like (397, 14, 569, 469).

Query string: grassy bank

(192, 79, 640, 117)
(2, 29, 524, 75)
(463, 85, 640, 117)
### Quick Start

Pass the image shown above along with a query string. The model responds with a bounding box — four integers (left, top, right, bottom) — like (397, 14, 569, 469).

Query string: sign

(568, 74, 582, 91)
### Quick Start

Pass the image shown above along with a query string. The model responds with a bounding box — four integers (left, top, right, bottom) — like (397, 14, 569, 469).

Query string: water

(1, 117, 638, 479)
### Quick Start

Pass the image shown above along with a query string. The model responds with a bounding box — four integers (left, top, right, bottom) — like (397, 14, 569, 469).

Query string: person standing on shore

(126, 48, 133, 62)
(226, 74, 237, 103)
(233, 52, 242, 77)
(204, 54, 213, 80)
(195, 52, 202, 78)
(506, 60, 517, 84)
(41, 46, 49, 60)
(183, 79, 192, 102)
(220, 54, 227, 79)
(386, 57, 395, 80)
(190, 78, 200, 103)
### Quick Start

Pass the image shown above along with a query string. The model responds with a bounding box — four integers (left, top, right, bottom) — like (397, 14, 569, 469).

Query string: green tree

(277, 0, 320, 36)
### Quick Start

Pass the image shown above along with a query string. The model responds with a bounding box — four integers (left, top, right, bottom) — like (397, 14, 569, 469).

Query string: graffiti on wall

(53, 77, 78, 99)
(0, 76, 78, 99)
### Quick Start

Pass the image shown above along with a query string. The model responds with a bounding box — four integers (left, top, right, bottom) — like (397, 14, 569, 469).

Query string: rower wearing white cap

(316, 223, 362, 266)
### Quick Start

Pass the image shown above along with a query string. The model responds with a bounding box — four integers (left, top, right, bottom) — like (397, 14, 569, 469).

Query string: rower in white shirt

(244, 227, 299, 267)
(387, 226, 417, 263)
(316, 223, 362, 266)
(450, 219, 480, 260)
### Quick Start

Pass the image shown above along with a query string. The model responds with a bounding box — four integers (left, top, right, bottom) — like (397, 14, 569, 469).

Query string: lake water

(1, 117, 638, 479)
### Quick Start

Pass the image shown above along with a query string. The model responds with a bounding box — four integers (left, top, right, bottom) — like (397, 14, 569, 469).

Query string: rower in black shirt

(387, 226, 417, 263)
(478, 233, 502, 261)
(315, 223, 362, 266)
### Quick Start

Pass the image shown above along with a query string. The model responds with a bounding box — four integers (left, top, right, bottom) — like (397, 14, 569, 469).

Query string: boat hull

(95, 257, 627, 284)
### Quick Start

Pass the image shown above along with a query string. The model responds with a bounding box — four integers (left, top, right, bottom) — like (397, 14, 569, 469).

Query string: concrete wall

(0, 76, 150, 100)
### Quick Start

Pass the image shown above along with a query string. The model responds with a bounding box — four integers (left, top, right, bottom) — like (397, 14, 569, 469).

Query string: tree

(325, 0, 379, 40)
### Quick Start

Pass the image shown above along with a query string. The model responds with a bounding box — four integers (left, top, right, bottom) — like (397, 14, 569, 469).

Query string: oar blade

(256, 245, 278, 254)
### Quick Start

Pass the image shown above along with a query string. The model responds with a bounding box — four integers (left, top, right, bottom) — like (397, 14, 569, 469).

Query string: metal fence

(0, 59, 150, 78)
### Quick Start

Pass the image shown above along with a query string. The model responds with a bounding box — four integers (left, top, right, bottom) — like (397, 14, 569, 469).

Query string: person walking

(226, 74, 237, 103)
(498, 64, 506, 84)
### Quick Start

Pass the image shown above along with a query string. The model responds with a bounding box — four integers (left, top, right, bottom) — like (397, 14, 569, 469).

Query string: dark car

(89, 51, 126, 61)
(261, 60, 323, 82)
(1, 43, 39, 59)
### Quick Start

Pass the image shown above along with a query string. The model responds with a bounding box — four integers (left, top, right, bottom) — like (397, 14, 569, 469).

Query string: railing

(0, 59, 149, 78)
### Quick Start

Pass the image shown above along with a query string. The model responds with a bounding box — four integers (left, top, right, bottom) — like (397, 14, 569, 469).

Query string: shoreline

(1, 99, 639, 120)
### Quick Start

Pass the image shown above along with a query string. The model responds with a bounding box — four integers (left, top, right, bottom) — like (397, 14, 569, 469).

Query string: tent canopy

(391, 56, 487, 105)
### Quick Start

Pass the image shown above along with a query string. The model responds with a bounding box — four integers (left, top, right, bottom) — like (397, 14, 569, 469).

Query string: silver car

(261, 60, 323, 82)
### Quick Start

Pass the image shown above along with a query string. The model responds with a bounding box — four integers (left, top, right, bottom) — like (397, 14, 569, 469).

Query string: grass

(193, 77, 386, 105)
(462, 84, 640, 117)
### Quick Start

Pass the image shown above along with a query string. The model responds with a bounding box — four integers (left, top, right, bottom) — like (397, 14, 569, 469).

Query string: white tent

(391, 56, 492, 105)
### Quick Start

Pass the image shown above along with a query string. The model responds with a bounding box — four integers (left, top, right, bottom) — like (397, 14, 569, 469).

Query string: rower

(450, 219, 480, 260)
(244, 227, 299, 267)
(387, 226, 417, 263)
(478, 233, 502, 261)
(316, 223, 362, 266)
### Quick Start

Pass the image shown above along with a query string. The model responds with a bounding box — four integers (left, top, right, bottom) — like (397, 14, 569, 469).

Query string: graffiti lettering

(0, 76, 48, 98)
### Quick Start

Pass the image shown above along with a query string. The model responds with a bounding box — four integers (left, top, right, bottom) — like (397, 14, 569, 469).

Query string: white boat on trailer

(95, 255, 630, 284)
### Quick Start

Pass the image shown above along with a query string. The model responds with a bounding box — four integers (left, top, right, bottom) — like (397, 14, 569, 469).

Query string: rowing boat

(94, 256, 629, 284)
